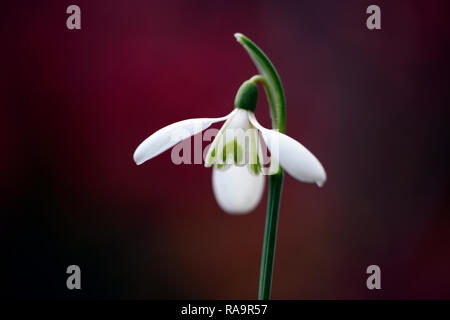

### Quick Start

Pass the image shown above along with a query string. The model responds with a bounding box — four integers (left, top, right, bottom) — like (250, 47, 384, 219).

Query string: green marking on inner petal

(205, 146, 218, 166)
(249, 125, 258, 168)
(222, 139, 243, 164)
(209, 148, 216, 163)
(205, 148, 214, 166)
(250, 155, 261, 175)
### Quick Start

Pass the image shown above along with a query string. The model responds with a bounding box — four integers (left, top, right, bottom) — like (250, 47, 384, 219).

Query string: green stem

(258, 172, 284, 299)
(235, 33, 287, 300)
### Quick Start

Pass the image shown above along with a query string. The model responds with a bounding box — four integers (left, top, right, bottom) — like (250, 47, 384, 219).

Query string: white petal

(227, 108, 251, 130)
(134, 110, 236, 165)
(204, 113, 235, 167)
(249, 113, 326, 186)
(212, 165, 265, 214)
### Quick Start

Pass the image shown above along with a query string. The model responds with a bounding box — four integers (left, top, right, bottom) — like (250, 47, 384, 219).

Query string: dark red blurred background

(1, 0, 449, 299)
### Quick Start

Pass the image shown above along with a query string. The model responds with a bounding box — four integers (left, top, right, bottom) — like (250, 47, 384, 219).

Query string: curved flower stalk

(133, 33, 326, 299)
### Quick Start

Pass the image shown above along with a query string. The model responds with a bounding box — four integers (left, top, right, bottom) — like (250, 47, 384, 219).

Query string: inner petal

(221, 139, 243, 164)
(206, 110, 263, 176)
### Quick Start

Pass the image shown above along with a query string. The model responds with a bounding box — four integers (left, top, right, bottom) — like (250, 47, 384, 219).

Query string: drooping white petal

(204, 113, 235, 167)
(134, 110, 236, 165)
(212, 165, 265, 214)
(249, 113, 326, 186)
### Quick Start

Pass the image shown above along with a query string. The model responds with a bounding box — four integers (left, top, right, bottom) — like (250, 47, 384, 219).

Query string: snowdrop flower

(133, 79, 326, 214)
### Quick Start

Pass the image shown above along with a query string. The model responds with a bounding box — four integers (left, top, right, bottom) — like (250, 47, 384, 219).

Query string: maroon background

(2, 0, 450, 298)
